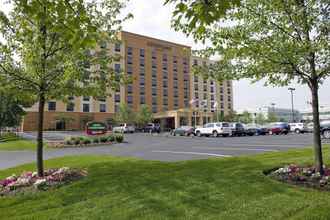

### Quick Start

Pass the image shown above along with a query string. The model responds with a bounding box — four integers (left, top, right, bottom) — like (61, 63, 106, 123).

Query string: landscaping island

(0, 147, 330, 219)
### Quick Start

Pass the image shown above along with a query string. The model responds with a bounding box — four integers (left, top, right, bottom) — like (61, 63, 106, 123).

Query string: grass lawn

(0, 139, 41, 151)
(1, 147, 330, 220)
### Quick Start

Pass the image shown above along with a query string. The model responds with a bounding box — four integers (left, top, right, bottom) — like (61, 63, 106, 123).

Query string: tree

(0, 0, 131, 176)
(267, 112, 278, 123)
(0, 91, 26, 132)
(238, 111, 252, 124)
(116, 103, 135, 124)
(255, 113, 267, 125)
(167, 0, 330, 175)
(136, 105, 153, 127)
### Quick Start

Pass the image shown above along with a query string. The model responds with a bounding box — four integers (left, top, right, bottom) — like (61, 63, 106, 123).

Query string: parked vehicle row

(112, 123, 161, 134)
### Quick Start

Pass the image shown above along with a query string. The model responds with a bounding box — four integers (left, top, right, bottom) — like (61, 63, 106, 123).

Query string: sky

(1, 0, 329, 111)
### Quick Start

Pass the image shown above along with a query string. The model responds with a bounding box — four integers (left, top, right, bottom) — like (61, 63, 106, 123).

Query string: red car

(269, 122, 290, 135)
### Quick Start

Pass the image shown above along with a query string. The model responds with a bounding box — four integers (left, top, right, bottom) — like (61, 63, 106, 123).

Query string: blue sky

(2, 0, 329, 111)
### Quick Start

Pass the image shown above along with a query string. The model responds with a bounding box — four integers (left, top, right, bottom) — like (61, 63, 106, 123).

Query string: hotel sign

(85, 122, 107, 135)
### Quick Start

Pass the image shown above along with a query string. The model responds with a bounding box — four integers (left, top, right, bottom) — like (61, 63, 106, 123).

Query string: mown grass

(1, 146, 330, 220)
(0, 139, 43, 151)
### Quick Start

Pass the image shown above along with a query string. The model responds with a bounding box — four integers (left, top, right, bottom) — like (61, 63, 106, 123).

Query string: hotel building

(22, 31, 233, 131)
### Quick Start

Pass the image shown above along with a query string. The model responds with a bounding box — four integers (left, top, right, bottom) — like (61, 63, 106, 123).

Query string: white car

(289, 123, 308, 134)
(195, 122, 232, 137)
(112, 123, 135, 133)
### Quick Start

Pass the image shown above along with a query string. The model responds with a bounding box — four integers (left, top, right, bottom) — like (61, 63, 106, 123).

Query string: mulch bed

(268, 164, 330, 191)
(0, 167, 87, 196)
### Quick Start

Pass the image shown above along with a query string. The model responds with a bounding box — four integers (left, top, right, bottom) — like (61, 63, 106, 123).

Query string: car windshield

(222, 123, 229, 127)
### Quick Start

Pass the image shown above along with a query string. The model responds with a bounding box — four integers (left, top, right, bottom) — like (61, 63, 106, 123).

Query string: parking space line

(191, 147, 278, 152)
(152, 150, 232, 157)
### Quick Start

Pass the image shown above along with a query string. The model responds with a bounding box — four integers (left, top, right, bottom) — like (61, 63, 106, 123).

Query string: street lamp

(288, 87, 296, 122)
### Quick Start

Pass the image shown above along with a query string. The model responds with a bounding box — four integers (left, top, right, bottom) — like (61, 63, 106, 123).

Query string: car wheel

(212, 131, 218, 137)
(295, 129, 301, 134)
(196, 131, 201, 137)
(323, 130, 330, 139)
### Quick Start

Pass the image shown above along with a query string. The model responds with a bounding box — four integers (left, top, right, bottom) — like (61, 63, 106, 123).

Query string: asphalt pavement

(0, 132, 329, 170)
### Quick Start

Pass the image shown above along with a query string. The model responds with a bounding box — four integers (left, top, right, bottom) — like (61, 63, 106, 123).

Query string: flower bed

(48, 134, 124, 148)
(0, 167, 87, 196)
(268, 164, 330, 190)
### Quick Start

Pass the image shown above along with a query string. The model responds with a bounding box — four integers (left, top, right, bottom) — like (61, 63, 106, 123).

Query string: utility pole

(288, 88, 296, 122)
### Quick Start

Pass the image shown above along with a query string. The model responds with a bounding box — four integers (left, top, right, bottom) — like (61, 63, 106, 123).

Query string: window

(83, 104, 90, 112)
(127, 95, 133, 104)
(83, 96, 90, 101)
(152, 97, 157, 105)
(163, 98, 168, 105)
(162, 54, 167, 61)
(114, 64, 121, 73)
(140, 67, 145, 76)
(152, 87, 157, 96)
(140, 58, 145, 67)
(173, 80, 178, 89)
(210, 87, 214, 93)
(173, 56, 177, 63)
(68, 96, 74, 101)
(195, 92, 199, 98)
(152, 78, 157, 87)
(163, 80, 168, 88)
(66, 102, 74, 112)
(140, 86, 145, 95)
(127, 65, 133, 75)
(163, 89, 168, 97)
(163, 71, 168, 79)
(100, 104, 106, 112)
(183, 57, 188, 65)
(140, 48, 145, 57)
(220, 95, 224, 101)
(48, 102, 56, 111)
(127, 47, 133, 55)
(194, 84, 199, 91)
(193, 59, 198, 66)
(140, 96, 145, 104)
(174, 99, 179, 107)
(203, 85, 207, 92)
(174, 90, 179, 98)
(115, 43, 121, 52)
(152, 106, 157, 113)
(152, 60, 157, 68)
(127, 84, 133, 94)
(127, 56, 133, 65)
(152, 49, 157, 59)
(139, 77, 145, 86)
(115, 94, 120, 103)
(152, 69, 157, 77)
(220, 87, 224, 93)
(100, 41, 107, 49)
(115, 104, 119, 113)
(194, 76, 199, 82)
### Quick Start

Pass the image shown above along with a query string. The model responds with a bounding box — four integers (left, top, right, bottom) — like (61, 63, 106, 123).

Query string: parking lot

(0, 132, 329, 170)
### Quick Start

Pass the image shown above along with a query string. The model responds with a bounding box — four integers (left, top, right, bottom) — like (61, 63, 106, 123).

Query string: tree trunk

(37, 94, 45, 177)
(310, 82, 324, 175)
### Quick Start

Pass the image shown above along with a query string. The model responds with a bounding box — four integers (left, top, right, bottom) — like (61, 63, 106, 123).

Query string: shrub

(107, 135, 115, 142)
(92, 137, 100, 144)
(83, 138, 91, 145)
(73, 137, 80, 145)
(115, 135, 124, 143)
(0, 132, 20, 142)
(100, 136, 108, 143)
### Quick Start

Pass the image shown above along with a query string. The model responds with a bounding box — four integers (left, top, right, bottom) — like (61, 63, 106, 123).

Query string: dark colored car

(269, 122, 290, 135)
(256, 126, 269, 135)
(230, 123, 246, 136)
(142, 123, 161, 133)
(321, 121, 330, 139)
(171, 126, 195, 136)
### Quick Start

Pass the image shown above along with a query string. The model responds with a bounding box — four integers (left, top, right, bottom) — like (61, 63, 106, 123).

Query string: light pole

(288, 87, 296, 122)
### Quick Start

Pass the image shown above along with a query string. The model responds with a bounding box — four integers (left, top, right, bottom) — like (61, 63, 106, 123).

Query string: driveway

(1, 132, 329, 170)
